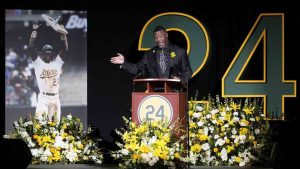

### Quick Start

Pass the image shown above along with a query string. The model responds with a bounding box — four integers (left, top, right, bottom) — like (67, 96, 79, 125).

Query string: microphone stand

(132, 70, 143, 92)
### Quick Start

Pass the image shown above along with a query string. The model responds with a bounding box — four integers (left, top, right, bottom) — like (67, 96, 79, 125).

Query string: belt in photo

(42, 92, 58, 96)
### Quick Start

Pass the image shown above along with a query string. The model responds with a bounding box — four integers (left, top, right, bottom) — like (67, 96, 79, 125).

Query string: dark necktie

(159, 49, 166, 74)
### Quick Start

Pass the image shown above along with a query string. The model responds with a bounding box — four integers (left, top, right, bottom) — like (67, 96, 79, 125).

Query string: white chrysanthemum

(36, 114, 43, 122)
(189, 152, 197, 164)
(54, 136, 68, 148)
(206, 114, 211, 119)
(23, 121, 33, 127)
(229, 156, 235, 165)
(250, 118, 255, 121)
(218, 116, 225, 121)
(20, 131, 29, 138)
(234, 136, 240, 143)
(203, 127, 209, 135)
(202, 143, 210, 151)
(221, 148, 228, 161)
(233, 111, 239, 116)
(31, 148, 40, 157)
(231, 128, 237, 135)
(141, 153, 148, 162)
(215, 138, 226, 147)
(238, 135, 246, 143)
(205, 150, 211, 157)
(43, 148, 52, 157)
(196, 106, 203, 112)
(67, 114, 72, 119)
(149, 156, 159, 166)
(197, 121, 204, 127)
(210, 109, 219, 114)
(239, 161, 246, 166)
(121, 149, 129, 155)
(255, 129, 260, 134)
(66, 151, 78, 162)
(14, 121, 19, 128)
(209, 126, 214, 132)
(214, 135, 220, 139)
(148, 136, 157, 145)
(41, 155, 48, 162)
(220, 111, 226, 117)
(212, 120, 217, 124)
(233, 117, 239, 122)
(52, 130, 59, 136)
(193, 113, 201, 118)
(27, 138, 36, 147)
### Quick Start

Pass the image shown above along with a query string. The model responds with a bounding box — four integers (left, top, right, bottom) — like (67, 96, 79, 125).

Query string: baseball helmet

(42, 45, 53, 54)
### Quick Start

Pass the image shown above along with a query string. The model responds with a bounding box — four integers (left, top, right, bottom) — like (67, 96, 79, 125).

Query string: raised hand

(110, 53, 125, 64)
(32, 21, 41, 30)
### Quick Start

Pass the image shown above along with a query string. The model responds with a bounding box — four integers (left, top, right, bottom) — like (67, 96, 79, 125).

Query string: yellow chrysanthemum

(191, 144, 202, 153)
(235, 156, 242, 163)
(239, 128, 249, 135)
(198, 134, 208, 141)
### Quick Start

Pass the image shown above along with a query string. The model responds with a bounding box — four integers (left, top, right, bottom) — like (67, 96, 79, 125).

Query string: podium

(132, 78, 187, 127)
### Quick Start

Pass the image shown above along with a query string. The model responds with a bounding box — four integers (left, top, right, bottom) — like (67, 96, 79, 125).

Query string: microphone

(169, 67, 174, 79)
(134, 70, 143, 79)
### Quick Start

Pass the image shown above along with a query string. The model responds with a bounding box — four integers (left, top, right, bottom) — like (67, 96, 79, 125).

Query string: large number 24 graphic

(138, 12, 296, 119)
(146, 105, 165, 121)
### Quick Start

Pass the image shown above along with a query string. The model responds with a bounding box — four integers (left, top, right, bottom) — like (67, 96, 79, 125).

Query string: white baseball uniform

(32, 55, 64, 122)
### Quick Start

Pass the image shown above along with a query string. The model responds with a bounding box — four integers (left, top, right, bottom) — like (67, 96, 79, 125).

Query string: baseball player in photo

(28, 20, 68, 122)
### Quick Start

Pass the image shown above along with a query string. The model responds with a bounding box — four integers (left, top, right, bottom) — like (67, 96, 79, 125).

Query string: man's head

(41, 45, 54, 63)
(154, 26, 168, 49)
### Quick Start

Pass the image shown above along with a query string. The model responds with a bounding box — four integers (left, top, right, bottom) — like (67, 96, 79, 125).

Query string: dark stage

(27, 164, 272, 169)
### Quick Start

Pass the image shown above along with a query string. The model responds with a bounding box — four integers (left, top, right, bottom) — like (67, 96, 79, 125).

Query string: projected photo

(5, 9, 87, 133)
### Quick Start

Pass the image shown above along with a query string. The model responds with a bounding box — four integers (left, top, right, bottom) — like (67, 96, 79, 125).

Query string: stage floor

(27, 164, 114, 169)
(27, 164, 272, 169)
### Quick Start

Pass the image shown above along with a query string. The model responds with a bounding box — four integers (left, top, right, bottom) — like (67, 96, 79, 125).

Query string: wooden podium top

(133, 78, 186, 93)
(133, 78, 180, 83)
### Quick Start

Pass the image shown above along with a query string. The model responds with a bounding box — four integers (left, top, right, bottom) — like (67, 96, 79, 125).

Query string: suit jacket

(121, 42, 193, 83)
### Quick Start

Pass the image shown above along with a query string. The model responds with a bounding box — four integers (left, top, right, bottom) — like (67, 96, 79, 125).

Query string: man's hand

(32, 21, 41, 30)
(59, 24, 68, 35)
(172, 76, 180, 79)
(110, 53, 125, 64)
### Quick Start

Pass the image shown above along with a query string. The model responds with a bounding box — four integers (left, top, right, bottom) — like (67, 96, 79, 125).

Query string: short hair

(153, 25, 166, 33)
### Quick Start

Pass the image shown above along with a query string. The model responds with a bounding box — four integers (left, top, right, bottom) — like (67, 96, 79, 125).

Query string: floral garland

(188, 95, 270, 166)
(7, 114, 103, 164)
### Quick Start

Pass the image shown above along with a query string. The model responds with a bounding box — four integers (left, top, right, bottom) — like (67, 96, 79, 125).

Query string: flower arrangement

(188, 95, 270, 166)
(111, 117, 188, 169)
(7, 113, 103, 164)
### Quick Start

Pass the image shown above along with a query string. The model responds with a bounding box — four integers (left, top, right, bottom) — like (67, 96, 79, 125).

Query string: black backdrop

(87, 0, 300, 142)
(1, 0, 299, 166)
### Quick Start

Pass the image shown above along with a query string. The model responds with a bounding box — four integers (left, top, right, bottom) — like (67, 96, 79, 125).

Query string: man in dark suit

(110, 25, 192, 84)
